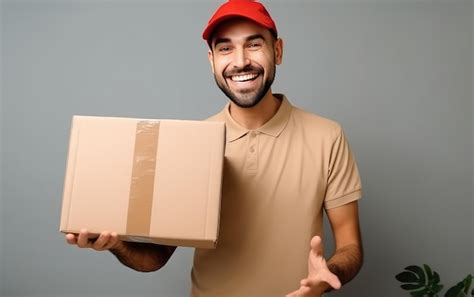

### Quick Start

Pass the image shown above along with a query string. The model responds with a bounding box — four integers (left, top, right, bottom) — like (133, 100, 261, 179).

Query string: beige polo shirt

(191, 94, 362, 297)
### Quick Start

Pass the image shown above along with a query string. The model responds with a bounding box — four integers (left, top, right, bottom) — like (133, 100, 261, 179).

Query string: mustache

(224, 65, 263, 77)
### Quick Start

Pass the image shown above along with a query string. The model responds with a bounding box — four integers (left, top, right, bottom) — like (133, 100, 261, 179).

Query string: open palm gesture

(286, 236, 341, 297)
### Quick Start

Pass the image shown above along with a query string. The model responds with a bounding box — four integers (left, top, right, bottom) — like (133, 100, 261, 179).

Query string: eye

(247, 41, 262, 50)
(217, 45, 232, 54)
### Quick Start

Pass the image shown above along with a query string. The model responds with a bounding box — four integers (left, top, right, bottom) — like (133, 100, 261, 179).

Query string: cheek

(259, 55, 275, 74)
(255, 50, 275, 66)
(213, 59, 230, 76)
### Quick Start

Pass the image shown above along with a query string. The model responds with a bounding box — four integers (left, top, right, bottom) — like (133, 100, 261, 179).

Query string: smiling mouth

(228, 73, 260, 82)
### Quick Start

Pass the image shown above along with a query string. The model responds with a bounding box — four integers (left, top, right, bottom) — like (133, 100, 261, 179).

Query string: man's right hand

(65, 229, 176, 272)
(65, 229, 122, 251)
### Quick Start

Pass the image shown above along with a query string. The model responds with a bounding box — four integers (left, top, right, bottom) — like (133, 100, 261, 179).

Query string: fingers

(310, 236, 323, 256)
(297, 286, 311, 295)
(308, 276, 340, 291)
(285, 286, 313, 297)
(65, 233, 77, 245)
(94, 231, 120, 250)
(302, 270, 342, 290)
(326, 273, 342, 290)
(77, 229, 93, 248)
(66, 229, 120, 251)
(93, 231, 111, 249)
(103, 232, 120, 250)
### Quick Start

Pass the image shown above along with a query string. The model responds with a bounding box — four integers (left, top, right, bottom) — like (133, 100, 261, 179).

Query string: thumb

(304, 271, 342, 290)
(310, 236, 323, 255)
(325, 272, 342, 290)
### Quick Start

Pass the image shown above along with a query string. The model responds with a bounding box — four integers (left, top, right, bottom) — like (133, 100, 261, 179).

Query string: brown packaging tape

(126, 121, 160, 236)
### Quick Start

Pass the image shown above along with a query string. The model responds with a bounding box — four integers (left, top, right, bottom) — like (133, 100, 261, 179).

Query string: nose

(232, 48, 250, 70)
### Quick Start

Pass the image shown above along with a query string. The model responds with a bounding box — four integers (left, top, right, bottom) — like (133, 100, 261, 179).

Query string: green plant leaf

(457, 292, 467, 297)
(397, 271, 420, 283)
(433, 284, 444, 293)
(411, 288, 429, 297)
(424, 264, 434, 282)
(434, 272, 441, 284)
(402, 283, 425, 290)
(446, 282, 465, 297)
(463, 275, 473, 294)
(406, 266, 426, 284)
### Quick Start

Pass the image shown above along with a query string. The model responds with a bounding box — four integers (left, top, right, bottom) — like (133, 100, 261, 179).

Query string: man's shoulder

(291, 105, 342, 136)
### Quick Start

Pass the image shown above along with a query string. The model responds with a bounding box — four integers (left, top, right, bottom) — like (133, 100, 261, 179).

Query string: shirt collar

(221, 94, 292, 142)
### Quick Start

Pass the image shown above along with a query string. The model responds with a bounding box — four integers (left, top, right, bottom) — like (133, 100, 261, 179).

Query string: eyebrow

(213, 34, 265, 48)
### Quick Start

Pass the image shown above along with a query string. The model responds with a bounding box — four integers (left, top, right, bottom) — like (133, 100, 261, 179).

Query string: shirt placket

(245, 130, 259, 175)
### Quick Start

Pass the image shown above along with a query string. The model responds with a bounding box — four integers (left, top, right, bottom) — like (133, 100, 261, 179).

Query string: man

(66, 1, 363, 296)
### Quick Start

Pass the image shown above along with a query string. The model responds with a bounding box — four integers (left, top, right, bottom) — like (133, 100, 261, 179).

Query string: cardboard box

(60, 116, 225, 248)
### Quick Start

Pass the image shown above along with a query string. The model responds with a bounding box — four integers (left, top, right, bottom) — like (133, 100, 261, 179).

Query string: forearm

(326, 243, 363, 287)
(109, 241, 176, 272)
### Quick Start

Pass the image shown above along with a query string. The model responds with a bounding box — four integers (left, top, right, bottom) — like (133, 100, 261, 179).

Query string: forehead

(211, 18, 272, 42)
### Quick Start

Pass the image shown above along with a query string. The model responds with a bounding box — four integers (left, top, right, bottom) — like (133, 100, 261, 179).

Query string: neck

(229, 90, 282, 130)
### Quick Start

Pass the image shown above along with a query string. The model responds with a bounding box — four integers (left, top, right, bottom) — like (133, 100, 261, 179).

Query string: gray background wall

(0, 1, 3, 295)
(1, 0, 472, 296)
(0, 0, 3, 294)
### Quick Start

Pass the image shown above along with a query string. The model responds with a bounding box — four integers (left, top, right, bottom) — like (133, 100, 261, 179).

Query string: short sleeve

(324, 125, 363, 209)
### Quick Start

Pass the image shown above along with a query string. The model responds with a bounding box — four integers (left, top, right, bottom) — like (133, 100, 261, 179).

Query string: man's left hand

(285, 236, 341, 297)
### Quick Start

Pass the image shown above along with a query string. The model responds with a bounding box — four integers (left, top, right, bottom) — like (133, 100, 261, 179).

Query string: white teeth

(230, 73, 258, 82)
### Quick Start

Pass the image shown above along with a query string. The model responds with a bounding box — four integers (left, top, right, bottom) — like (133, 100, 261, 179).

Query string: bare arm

(66, 229, 176, 272)
(286, 201, 363, 297)
(109, 240, 176, 272)
(325, 201, 363, 287)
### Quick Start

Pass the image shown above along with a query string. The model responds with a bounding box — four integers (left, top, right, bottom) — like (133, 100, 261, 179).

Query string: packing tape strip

(126, 121, 160, 236)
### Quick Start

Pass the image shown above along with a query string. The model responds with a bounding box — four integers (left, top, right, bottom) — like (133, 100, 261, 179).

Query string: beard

(213, 63, 276, 108)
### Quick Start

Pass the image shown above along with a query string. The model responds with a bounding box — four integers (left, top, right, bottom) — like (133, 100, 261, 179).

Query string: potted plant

(396, 264, 473, 297)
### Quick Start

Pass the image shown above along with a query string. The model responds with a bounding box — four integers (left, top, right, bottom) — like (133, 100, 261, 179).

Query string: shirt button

(249, 146, 255, 153)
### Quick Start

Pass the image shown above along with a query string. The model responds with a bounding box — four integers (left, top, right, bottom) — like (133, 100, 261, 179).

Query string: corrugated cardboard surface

(60, 116, 225, 248)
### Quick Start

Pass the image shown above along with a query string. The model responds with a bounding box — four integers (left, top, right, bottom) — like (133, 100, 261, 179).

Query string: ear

(208, 49, 215, 74)
(274, 38, 283, 65)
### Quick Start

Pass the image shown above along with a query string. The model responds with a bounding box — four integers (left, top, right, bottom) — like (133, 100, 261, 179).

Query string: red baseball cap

(202, 0, 278, 42)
